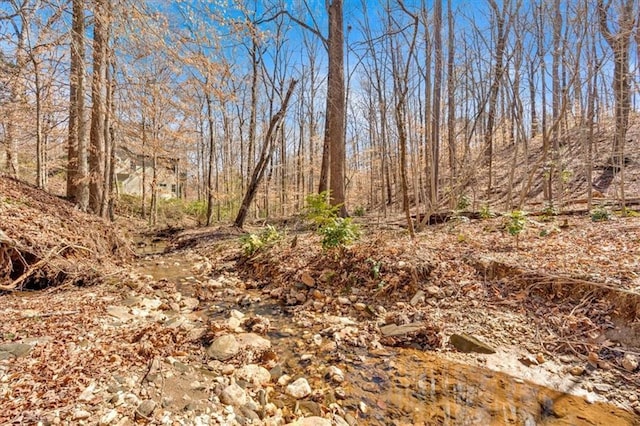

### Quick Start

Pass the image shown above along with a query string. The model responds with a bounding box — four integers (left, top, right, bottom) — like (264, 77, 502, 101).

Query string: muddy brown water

(140, 252, 639, 426)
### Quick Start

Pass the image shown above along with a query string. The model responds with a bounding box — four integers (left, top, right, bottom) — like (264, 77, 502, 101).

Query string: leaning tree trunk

(235, 79, 298, 228)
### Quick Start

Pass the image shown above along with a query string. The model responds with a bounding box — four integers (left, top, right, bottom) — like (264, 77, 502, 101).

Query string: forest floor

(1, 176, 640, 425)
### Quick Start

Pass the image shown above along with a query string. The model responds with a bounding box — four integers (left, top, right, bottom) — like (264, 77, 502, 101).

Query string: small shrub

(456, 194, 471, 211)
(615, 208, 640, 218)
(506, 210, 527, 248)
(304, 191, 340, 227)
(367, 258, 382, 279)
(591, 206, 611, 222)
(185, 200, 208, 223)
(353, 206, 366, 217)
(158, 198, 186, 221)
(320, 217, 359, 250)
(479, 203, 495, 219)
(240, 225, 282, 256)
(541, 203, 558, 222)
(507, 210, 527, 236)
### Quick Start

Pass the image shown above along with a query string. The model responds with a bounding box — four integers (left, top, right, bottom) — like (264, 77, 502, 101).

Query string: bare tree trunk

(598, 0, 634, 208)
(484, 0, 507, 198)
(67, 0, 87, 209)
(5, 6, 29, 179)
(323, 0, 347, 216)
(89, 0, 108, 214)
(235, 79, 297, 228)
(101, 39, 113, 218)
(430, 0, 443, 210)
(446, 0, 456, 200)
(141, 117, 147, 219)
(34, 58, 45, 189)
(205, 90, 216, 226)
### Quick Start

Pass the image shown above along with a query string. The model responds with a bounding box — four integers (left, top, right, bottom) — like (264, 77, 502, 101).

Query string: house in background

(115, 146, 186, 199)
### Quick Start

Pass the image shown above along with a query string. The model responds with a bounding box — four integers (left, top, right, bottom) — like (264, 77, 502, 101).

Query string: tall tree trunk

(446, 0, 456, 199)
(323, 0, 347, 216)
(205, 91, 216, 226)
(34, 58, 45, 189)
(484, 0, 507, 198)
(598, 0, 634, 201)
(89, 0, 109, 214)
(67, 0, 87, 209)
(431, 0, 443, 209)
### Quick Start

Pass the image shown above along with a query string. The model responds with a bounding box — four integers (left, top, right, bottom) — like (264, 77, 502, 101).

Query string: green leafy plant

(240, 225, 282, 256)
(353, 206, 366, 217)
(456, 194, 471, 211)
(615, 208, 640, 218)
(479, 203, 495, 219)
(320, 217, 359, 250)
(367, 258, 382, 279)
(185, 200, 208, 223)
(506, 210, 527, 247)
(590, 206, 611, 222)
(304, 191, 340, 227)
(541, 203, 558, 222)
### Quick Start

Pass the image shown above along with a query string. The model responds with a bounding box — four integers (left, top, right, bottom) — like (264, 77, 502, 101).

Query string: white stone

(278, 374, 292, 386)
(72, 409, 91, 420)
(285, 378, 312, 399)
(327, 366, 345, 383)
(622, 354, 639, 372)
(230, 310, 245, 320)
(77, 382, 97, 402)
(286, 417, 331, 426)
(99, 409, 118, 425)
(236, 364, 271, 386)
(220, 383, 247, 407)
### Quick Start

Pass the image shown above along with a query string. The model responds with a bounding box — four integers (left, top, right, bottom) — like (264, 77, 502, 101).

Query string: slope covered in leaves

(0, 176, 132, 290)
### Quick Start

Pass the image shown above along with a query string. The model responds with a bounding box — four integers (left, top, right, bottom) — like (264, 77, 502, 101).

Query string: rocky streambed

(2, 244, 639, 425)
(101, 249, 638, 425)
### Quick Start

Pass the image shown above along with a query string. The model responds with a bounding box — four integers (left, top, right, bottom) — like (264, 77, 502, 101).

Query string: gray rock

(0, 343, 33, 359)
(181, 297, 200, 311)
(449, 333, 496, 354)
(299, 401, 322, 416)
(344, 414, 358, 426)
(236, 333, 271, 352)
(410, 290, 425, 306)
(136, 400, 157, 418)
(106, 306, 133, 322)
(220, 383, 247, 407)
(425, 285, 441, 297)
(236, 364, 271, 386)
(285, 378, 312, 399)
(239, 406, 260, 421)
(72, 409, 91, 420)
(380, 323, 424, 337)
(326, 366, 344, 383)
(269, 364, 284, 380)
(207, 334, 240, 360)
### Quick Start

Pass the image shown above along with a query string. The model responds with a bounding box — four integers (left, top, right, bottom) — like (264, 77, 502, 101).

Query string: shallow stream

(138, 251, 639, 425)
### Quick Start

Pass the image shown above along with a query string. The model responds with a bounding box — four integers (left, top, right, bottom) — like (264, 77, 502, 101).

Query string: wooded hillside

(1, 0, 639, 226)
